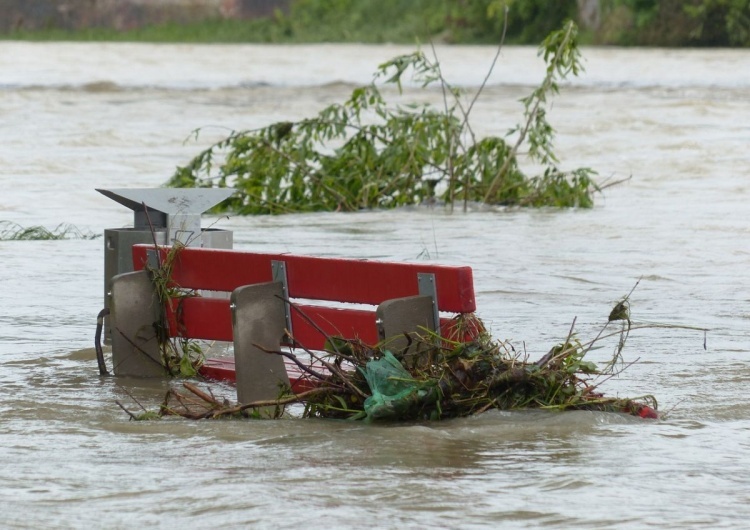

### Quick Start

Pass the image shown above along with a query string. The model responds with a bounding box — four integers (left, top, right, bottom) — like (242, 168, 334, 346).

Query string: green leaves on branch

(603, 0, 750, 47)
(169, 20, 599, 215)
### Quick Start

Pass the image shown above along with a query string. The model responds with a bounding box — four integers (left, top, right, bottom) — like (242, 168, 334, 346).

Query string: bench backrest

(132, 244, 476, 350)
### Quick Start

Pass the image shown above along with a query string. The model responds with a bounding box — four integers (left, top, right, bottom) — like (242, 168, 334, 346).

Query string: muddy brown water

(0, 43, 748, 528)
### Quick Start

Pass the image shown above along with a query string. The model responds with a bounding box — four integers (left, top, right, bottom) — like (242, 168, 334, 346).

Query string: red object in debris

(199, 357, 236, 384)
(637, 405, 659, 419)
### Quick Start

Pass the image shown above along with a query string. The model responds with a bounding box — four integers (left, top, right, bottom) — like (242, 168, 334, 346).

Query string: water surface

(0, 42, 748, 528)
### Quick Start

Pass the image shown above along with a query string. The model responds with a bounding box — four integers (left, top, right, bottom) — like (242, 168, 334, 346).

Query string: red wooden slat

(132, 245, 476, 313)
(288, 305, 380, 349)
(198, 309, 464, 388)
(200, 357, 236, 383)
(200, 358, 327, 393)
(165, 297, 380, 350)
(165, 297, 232, 342)
(166, 295, 462, 349)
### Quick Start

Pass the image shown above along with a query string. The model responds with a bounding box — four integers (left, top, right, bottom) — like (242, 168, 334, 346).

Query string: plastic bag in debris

(361, 351, 425, 421)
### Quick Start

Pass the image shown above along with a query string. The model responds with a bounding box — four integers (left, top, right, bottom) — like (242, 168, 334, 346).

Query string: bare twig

(465, 4, 509, 119)
(112, 327, 165, 372)
(183, 381, 223, 406)
(483, 21, 576, 203)
(253, 343, 331, 381)
(202, 387, 333, 419)
(115, 400, 138, 420)
(116, 383, 149, 412)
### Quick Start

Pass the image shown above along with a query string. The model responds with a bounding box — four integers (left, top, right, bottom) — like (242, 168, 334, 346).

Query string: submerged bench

(108, 244, 477, 404)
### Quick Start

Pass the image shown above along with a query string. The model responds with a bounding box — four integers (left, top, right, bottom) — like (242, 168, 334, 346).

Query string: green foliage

(3, 0, 748, 46)
(274, 0, 578, 44)
(169, 21, 599, 214)
(683, 0, 750, 45)
(484, 0, 581, 43)
(0, 0, 578, 45)
(599, 0, 750, 46)
(298, 317, 655, 422)
(133, 410, 162, 421)
(147, 243, 206, 377)
(0, 19, 279, 43)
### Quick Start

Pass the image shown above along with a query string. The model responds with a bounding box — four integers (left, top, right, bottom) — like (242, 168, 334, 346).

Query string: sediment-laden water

(0, 42, 748, 528)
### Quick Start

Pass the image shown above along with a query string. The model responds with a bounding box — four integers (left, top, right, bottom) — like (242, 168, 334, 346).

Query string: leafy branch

(483, 19, 582, 201)
(169, 20, 602, 214)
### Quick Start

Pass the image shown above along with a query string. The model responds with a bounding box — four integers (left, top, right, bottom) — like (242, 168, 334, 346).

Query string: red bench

(108, 244, 477, 404)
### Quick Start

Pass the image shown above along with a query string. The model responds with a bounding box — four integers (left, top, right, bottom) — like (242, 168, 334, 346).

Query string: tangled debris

(133, 295, 674, 423)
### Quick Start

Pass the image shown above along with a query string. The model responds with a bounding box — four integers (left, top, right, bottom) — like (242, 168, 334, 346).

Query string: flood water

(0, 42, 749, 528)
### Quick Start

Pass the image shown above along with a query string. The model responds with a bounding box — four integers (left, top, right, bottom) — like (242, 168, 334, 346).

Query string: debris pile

(151, 311, 660, 422)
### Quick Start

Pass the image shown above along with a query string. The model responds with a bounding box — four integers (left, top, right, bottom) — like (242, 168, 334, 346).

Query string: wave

(1, 42, 748, 92)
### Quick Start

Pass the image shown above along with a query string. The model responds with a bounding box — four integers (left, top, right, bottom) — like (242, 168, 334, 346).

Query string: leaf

(179, 353, 198, 378)
(609, 301, 630, 322)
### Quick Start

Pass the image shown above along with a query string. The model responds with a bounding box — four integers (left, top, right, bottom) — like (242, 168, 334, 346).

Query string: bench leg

(109, 270, 166, 377)
(231, 282, 291, 410)
(376, 294, 436, 354)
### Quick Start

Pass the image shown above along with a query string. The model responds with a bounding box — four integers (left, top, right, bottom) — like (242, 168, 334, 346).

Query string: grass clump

(144, 241, 207, 378)
(0, 221, 98, 241)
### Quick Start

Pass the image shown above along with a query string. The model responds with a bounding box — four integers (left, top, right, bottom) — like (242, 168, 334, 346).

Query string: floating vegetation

(169, 20, 619, 214)
(112, 284, 710, 423)
(149, 240, 207, 378)
(0, 221, 99, 241)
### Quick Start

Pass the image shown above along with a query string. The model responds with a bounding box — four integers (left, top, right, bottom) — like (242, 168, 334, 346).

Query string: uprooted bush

(168, 21, 609, 214)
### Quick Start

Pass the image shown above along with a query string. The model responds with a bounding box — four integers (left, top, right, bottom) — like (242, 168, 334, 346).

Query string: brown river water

(0, 42, 748, 528)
